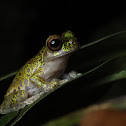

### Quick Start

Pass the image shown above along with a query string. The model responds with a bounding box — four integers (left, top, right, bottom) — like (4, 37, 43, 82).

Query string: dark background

(1, 0, 126, 125)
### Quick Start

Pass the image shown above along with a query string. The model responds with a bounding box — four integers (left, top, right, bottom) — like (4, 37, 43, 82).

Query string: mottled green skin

(5, 47, 46, 96)
(0, 30, 78, 114)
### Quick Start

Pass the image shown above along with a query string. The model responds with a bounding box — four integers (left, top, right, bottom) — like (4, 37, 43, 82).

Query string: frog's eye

(47, 36, 62, 51)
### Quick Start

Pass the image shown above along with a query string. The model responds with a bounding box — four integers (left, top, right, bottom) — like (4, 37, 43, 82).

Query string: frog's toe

(23, 92, 42, 105)
(59, 79, 69, 85)
(61, 71, 81, 81)
(69, 71, 82, 78)
(50, 78, 60, 84)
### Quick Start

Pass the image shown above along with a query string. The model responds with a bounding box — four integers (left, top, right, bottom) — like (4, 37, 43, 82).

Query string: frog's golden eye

(47, 36, 62, 51)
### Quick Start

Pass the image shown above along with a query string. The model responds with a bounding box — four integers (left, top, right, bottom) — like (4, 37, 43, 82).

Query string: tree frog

(0, 30, 79, 114)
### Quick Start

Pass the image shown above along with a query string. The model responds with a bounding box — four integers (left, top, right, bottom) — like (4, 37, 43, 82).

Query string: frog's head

(44, 30, 79, 61)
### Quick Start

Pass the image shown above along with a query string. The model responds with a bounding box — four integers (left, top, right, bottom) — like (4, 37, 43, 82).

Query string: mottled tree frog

(0, 30, 80, 114)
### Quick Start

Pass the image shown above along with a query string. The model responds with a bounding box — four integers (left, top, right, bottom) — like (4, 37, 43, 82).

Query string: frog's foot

(69, 71, 82, 78)
(0, 101, 27, 114)
(59, 71, 82, 85)
(41, 78, 60, 92)
(59, 79, 69, 85)
(0, 90, 29, 114)
(0, 102, 26, 114)
(23, 92, 44, 105)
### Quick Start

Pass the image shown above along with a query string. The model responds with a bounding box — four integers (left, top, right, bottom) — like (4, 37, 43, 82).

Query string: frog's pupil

(50, 39, 61, 48)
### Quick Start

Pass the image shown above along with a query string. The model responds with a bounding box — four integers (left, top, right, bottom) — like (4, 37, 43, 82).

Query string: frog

(0, 30, 79, 114)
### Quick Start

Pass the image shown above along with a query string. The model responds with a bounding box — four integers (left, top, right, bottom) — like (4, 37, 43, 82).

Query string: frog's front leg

(30, 69, 59, 93)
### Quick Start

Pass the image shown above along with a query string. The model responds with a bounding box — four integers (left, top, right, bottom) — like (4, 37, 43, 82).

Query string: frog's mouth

(44, 47, 78, 62)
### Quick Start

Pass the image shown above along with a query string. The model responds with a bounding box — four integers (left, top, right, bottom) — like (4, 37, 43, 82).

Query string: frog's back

(5, 52, 43, 97)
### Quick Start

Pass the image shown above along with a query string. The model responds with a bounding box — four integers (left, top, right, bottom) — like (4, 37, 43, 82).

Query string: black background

(1, 0, 126, 125)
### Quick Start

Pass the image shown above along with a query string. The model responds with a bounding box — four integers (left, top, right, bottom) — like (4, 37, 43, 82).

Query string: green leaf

(0, 111, 18, 126)
(89, 57, 126, 89)
(0, 71, 17, 82)
(81, 31, 126, 49)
